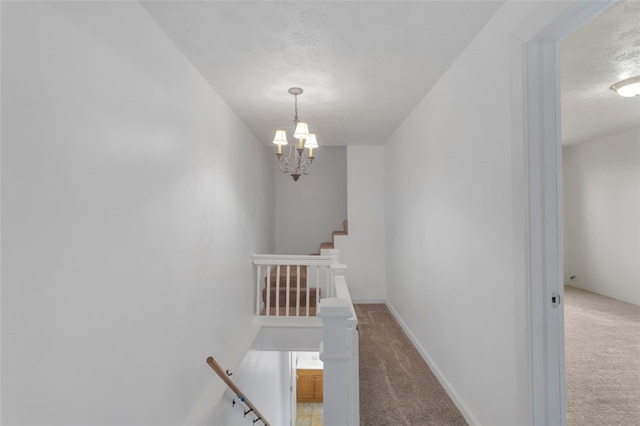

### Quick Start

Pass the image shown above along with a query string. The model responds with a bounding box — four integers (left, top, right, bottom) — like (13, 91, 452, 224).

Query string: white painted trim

(289, 352, 298, 426)
(0, 2, 4, 420)
(385, 301, 480, 426)
(509, 32, 534, 426)
(255, 324, 324, 352)
(349, 327, 360, 426)
(318, 299, 353, 426)
(510, 2, 614, 424)
(256, 316, 323, 328)
(334, 276, 357, 325)
(527, 39, 566, 426)
(281, 351, 293, 426)
(350, 299, 386, 304)
(251, 254, 333, 265)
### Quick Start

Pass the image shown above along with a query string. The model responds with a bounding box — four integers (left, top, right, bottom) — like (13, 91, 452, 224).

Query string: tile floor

(295, 403, 323, 426)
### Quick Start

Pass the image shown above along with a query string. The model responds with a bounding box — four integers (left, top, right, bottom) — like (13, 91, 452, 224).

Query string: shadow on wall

(274, 146, 347, 255)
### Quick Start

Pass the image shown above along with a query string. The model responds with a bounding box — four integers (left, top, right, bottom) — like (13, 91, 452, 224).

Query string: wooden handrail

(206, 356, 270, 426)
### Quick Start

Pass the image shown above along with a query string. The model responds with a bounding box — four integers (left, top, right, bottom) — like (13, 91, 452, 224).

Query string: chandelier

(272, 87, 318, 181)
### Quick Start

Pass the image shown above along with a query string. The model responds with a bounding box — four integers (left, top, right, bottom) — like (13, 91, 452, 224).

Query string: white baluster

(315, 266, 320, 315)
(296, 264, 301, 317)
(256, 265, 261, 315)
(266, 266, 271, 317)
(275, 265, 281, 316)
(285, 264, 290, 316)
(304, 265, 309, 317)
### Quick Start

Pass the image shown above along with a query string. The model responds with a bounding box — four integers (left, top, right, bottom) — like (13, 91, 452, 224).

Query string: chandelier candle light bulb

(305, 133, 318, 159)
(272, 88, 319, 182)
(273, 130, 288, 156)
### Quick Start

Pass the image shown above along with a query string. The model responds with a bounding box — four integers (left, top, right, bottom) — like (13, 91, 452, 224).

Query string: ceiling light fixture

(273, 87, 318, 182)
(610, 76, 640, 97)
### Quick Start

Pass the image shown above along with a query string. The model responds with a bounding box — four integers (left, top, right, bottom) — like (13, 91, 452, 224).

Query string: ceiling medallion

(272, 87, 318, 182)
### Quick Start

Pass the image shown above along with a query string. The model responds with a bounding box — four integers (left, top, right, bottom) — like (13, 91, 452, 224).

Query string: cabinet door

(297, 369, 323, 403)
(297, 375, 315, 401)
(314, 375, 323, 400)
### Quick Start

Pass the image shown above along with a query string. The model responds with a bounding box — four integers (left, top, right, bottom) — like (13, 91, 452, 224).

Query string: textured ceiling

(141, 1, 638, 148)
(561, 0, 640, 146)
(141, 1, 503, 146)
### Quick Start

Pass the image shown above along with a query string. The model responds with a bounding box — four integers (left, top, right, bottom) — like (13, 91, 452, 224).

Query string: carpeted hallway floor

(355, 304, 467, 426)
(564, 285, 640, 426)
(355, 289, 639, 426)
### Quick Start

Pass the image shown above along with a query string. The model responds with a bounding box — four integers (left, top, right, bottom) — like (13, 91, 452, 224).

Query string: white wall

(274, 146, 347, 255)
(296, 351, 323, 369)
(563, 128, 640, 305)
(334, 146, 386, 302)
(383, 2, 555, 425)
(210, 350, 286, 426)
(1, 2, 274, 425)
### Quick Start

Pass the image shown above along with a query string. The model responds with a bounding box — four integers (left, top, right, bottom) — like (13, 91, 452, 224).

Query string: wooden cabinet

(296, 369, 323, 403)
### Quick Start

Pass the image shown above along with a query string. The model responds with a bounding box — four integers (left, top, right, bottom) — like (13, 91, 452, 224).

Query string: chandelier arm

(300, 156, 313, 175)
(278, 157, 291, 173)
(277, 143, 296, 173)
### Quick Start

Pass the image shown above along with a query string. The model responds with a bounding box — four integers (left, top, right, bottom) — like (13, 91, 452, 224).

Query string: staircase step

(265, 265, 308, 287)
(319, 242, 334, 250)
(259, 306, 317, 317)
(262, 287, 320, 308)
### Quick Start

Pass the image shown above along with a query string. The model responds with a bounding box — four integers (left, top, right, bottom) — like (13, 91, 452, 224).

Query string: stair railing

(250, 250, 356, 424)
(206, 356, 270, 426)
(251, 252, 343, 317)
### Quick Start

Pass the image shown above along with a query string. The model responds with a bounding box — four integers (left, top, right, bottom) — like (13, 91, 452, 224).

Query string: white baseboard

(351, 298, 387, 304)
(385, 302, 480, 426)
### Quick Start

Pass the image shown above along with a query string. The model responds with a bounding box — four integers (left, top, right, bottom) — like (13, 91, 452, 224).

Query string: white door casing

(511, 1, 614, 425)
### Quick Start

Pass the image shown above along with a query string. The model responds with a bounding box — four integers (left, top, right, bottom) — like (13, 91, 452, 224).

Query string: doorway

(559, 2, 640, 423)
(292, 351, 324, 426)
(514, 1, 616, 424)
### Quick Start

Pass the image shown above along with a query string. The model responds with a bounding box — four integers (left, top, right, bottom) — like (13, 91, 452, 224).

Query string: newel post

(318, 298, 353, 426)
(328, 249, 347, 298)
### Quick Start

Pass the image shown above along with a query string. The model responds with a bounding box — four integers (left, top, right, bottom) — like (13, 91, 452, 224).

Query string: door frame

(281, 351, 297, 426)
(511, 1, 614, 424)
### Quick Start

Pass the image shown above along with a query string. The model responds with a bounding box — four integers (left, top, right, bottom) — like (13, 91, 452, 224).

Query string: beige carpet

(564, 285, 640, 426)
(355, 304, 467, 426)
